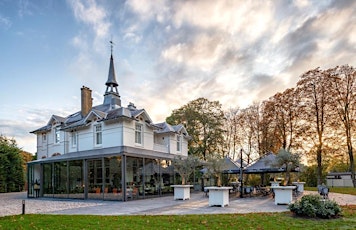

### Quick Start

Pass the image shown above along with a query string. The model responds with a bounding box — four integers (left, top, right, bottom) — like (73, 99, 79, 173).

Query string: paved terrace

(1, 191, 355, 217)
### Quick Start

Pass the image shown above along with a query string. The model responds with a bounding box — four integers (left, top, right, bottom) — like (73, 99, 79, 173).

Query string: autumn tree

(224, 108, 242, 160)
(296, 68, 333, 185)
(166, 98, 226, 160)
(327, 65, 356, 187)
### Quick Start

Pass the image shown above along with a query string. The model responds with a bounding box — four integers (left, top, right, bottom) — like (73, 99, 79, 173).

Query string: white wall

(35, 117, 189, 158)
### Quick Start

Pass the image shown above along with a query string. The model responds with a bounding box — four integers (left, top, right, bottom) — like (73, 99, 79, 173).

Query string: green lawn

(0, 207, 355, 230)
(1, 188, 355, 230)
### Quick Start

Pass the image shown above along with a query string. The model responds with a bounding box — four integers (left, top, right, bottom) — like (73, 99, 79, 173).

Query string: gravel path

(1, 191, 355, 217)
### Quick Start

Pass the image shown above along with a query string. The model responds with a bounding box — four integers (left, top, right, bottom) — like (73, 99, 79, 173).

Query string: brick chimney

(81, 86, 92, 117)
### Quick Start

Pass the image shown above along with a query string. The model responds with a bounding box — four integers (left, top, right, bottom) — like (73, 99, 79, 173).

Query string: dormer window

(54, 127, 60, 144)
(135, 123, 143, 145)
(94, 124, 102, 146)
(177, 134, 182, 152)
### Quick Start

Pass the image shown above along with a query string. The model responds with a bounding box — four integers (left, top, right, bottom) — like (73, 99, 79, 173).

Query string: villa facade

(28, 52, 189, 201)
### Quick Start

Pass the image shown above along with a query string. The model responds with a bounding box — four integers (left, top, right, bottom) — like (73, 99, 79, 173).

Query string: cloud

(68, 0, 111, 39)
(0, 14, 11, 29)
(113, 0, 355, 120)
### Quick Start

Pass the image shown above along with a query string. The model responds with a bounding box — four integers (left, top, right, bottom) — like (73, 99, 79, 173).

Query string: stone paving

(1, 191, 355, 217)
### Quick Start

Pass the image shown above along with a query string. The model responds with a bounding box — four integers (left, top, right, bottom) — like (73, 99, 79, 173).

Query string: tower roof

(106, 54, 119, 87)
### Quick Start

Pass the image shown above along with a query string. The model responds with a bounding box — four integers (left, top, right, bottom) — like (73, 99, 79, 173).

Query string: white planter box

(205, 186, 233, 207)
(273, 186, 295, 205)
(292, 182, 305, 193)
(171, 185, 193, 200)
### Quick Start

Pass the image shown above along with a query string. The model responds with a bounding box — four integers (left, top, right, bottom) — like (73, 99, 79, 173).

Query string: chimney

(81, 86, 92, 117)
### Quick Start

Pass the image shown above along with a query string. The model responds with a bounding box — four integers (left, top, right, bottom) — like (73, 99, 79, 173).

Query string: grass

(0, 207, 355, 230)
(1, 188, 355, 230)
(305, 186, 356, 196)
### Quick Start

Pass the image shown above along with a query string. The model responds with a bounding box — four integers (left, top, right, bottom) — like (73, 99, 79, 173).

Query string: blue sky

(0, 0, 355, 154)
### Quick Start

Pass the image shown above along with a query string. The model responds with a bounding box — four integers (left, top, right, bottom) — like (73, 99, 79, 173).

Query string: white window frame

(54, 127, 60, 144)
(71, 132, 77, 148)
(94, 124, 102, 146)
(177, 134, 182, 152)
(42, 133, 46, 141)
(135, 123, 143, 145)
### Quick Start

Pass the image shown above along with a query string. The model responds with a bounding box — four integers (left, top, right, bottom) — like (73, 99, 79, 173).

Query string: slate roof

(31, 103, 153, 133)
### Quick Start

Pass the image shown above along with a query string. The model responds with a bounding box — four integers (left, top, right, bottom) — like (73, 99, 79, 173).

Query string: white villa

(28, 51, 189, 201)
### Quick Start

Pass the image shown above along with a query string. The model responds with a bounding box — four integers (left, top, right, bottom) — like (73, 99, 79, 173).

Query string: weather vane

(110, 36, 115, 55)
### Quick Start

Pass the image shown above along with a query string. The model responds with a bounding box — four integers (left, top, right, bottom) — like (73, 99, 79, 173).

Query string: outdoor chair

(244, 186, 252, 197)
(255, 185, 271, 196)
(292, 185, 299, 197)
(320, 187, 329, 199)
(204, 188, 209, 197)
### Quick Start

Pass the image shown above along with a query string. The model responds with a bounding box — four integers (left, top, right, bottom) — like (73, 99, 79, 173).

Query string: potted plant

(171, 155, 200, 200)
(204, 154, 233, 207)
(272, 149, 301, 204)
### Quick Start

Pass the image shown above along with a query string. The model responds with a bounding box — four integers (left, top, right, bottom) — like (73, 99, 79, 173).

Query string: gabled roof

(154, 122, 191, 139)
(47, 115, 65, 126)
(131, 109, 153, 123)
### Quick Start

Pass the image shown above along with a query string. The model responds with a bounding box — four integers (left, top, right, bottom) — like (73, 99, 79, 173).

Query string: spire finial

(110, 37, 115, 56)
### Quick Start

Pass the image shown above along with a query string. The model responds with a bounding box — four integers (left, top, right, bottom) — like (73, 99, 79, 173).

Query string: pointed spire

(105, 54, 119, 87)
(103, 40, 121, 108)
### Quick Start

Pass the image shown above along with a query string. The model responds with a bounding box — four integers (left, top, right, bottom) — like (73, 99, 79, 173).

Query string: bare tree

(327, 65, 356, 187)
(296, 68, 333, 185)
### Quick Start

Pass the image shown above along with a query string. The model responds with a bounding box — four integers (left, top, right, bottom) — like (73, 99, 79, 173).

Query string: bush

(288, 194, 342, 219)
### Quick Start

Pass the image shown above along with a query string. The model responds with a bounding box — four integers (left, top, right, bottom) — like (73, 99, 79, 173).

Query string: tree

(166, 98, 226, 160)
(327, 65, 356, 187)
(172, 155, 200, 185)
(205, 153, 225, 186)
(0, 135, 25, 192)
(274, 148, 300, 185)
(296, 68, 333, 185)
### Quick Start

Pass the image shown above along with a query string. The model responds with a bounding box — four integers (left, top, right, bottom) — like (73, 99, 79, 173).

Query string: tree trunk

(317, 145, 322, 185)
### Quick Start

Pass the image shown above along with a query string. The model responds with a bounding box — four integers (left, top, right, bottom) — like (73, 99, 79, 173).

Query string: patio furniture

(292, 182, 305, 194)
(318, 185, 329, 199)
(255, 185, 271, 196)
(244, 186, 253, 197)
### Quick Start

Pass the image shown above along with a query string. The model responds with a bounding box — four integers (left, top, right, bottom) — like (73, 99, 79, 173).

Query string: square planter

(171, 185, 193, 200)
(204, 186, 233, 207)
(273, 186, 295, 205)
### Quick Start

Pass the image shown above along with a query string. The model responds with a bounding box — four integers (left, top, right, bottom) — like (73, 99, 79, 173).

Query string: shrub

(288, 194, 342, 219)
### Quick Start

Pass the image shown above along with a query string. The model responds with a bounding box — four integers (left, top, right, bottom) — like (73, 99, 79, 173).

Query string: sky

(0, 0, 355, 154)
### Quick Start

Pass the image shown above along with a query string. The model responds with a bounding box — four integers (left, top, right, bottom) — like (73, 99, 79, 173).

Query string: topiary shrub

(288, 194, 342, 219)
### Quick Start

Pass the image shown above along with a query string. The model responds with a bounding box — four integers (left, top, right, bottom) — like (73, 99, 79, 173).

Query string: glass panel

(53, 161, 68, 198)
(144, 158, 160, 198)
(160, 159, 174, 195)
(103, 156, 123, 201)
(126, 157, 143, 200)
(28, 164, 35, 198)
(43, 163, 53, 197)
(68, 160, 84, 199)
(88, 159, 103, 199)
